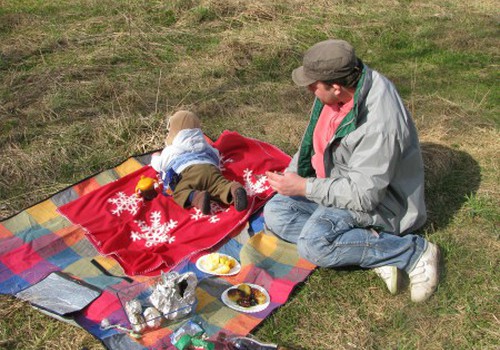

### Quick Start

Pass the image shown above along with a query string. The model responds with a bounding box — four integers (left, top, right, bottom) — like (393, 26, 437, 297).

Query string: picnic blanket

(58, 131, 290, 276)
(0, 131, 316, 350)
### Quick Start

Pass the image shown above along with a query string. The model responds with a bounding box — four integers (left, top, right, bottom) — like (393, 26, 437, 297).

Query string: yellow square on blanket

(196, 288, 217, 311)
(114, 158, 143, 177)
(26, 199, 59, 224)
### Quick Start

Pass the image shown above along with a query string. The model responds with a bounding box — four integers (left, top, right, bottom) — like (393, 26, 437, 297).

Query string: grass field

(1, 0, 499, 349)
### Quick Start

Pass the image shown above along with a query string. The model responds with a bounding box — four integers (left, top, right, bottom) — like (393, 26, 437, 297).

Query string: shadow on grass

(420, 142, 481, 232)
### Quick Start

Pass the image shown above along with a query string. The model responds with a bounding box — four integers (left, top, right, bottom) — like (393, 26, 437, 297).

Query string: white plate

(221, 283, 270, 313)
(195, 253, 241, 276)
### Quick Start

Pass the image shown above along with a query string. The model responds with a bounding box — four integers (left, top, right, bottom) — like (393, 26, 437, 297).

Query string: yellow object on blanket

(201, 253, 237, 274)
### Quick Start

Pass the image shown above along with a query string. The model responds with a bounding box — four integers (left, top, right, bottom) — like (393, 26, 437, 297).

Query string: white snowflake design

(108, 191, 143, 216)
(131, 211, 178, 247)
(219, 153, 234, 172)
(190, 202, 229, 223)
(243, 169, 270, 196)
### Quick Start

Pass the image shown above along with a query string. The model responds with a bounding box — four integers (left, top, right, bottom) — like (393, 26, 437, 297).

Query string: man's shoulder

(356, 70, 413, 134)
(365, 68, 395, 91)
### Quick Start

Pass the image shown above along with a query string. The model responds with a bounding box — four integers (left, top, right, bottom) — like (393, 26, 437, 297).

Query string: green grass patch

(0, 0, 499, 349)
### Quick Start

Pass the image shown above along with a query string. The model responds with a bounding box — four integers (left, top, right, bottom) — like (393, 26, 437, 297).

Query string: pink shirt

(311, 99, 354, 178)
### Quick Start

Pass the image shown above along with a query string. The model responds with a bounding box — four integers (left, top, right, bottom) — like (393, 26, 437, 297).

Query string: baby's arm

(150, 151, 163, 172)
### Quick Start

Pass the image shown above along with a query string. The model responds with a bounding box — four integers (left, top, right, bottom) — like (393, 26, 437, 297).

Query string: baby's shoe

(230, 183, 248, 211)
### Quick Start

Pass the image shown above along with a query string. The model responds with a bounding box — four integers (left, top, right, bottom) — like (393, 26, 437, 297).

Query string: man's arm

(307, 132, 401, 212)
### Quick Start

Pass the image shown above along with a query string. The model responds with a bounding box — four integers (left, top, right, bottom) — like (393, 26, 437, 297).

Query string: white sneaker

(408, 242, 440, 302)
(374, 266, 401, 295)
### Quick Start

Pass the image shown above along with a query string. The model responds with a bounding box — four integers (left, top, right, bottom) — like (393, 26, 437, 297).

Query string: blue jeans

(263, 194, 426, 273)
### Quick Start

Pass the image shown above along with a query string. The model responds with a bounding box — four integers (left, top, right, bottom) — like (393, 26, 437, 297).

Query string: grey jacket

(288, 66, 427, 235)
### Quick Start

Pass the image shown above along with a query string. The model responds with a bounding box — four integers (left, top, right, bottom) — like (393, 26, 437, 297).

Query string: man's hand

(265, 171, 307, 197)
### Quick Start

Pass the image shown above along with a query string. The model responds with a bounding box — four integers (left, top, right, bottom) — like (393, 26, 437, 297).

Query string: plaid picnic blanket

(0, 132, 316, 350)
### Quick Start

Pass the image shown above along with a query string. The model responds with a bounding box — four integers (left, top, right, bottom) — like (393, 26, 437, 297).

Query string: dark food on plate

(227, 283, 267, 308)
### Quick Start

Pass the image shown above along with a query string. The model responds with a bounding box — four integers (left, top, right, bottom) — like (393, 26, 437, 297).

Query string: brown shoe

(191, 190, 211, 215)
(230, 183, 248, 212)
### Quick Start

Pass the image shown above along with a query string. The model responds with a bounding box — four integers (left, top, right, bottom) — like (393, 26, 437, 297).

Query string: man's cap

(292, 39, 359, 86)
(165, 110, 201, 145)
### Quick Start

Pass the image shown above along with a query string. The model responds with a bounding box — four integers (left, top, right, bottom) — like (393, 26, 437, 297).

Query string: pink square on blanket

(0, 243, 45, 274)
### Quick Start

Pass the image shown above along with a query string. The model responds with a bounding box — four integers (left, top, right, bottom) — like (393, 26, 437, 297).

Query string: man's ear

(332, 83, 343, 95)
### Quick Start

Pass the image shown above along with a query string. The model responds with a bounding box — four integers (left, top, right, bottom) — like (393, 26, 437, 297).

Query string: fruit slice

(237, 283, 252, 296)
(201, 253, 220, 271)
(225, 258, 236, 269)
(252, 288, 267, 305)
(227, 288, 245, 302)
(213, 264, 231, 275)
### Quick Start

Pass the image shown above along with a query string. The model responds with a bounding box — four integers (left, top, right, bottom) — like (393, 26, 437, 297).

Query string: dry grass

(0, 0, 499, 349)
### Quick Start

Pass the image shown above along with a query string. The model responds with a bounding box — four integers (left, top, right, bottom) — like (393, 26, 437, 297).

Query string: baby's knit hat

(165, 110, 201, 145)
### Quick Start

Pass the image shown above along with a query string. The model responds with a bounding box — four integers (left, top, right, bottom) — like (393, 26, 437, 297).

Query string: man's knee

(263, 195, 286, 231)
(262, 198, 274, 219)
(297, 237, 337, 267)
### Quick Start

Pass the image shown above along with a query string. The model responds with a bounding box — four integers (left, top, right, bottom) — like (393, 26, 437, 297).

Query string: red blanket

(58, 131, 290, 276)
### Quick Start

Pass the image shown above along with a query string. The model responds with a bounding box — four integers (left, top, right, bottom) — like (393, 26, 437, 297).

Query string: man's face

(307, 81, 339, 105)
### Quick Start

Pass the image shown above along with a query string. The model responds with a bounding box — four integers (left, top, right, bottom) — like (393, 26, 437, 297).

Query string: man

(263, 39, 440, 302)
